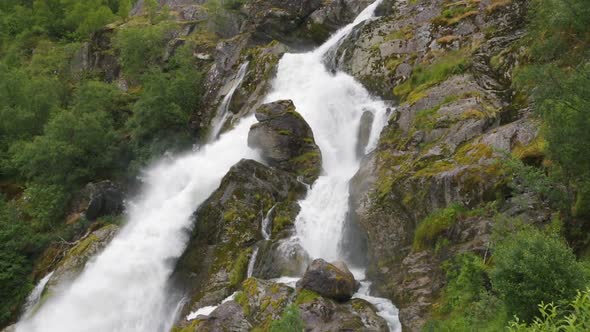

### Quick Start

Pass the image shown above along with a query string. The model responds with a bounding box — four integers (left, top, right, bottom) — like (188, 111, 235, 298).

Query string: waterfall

(208, 61, 250, 141)
(265, 0, 388, 262)
(20, 272, 54, 320)
(261, 204, 276, 240)
(18, 0, 401, 331)
(17, 118, 258, 332)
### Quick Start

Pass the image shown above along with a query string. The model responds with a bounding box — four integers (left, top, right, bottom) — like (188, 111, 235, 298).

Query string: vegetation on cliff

(423, 0, 590, 329)
(0, 0, 211, 325)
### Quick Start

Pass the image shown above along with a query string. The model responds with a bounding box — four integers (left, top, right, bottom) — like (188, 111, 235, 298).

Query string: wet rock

(248, 100, 322, 184)
(235, 278, 294, 326)
(82, 181, 125, 221)
(183, 277, 388, 331)
(309, 0, 375, 31)
(356, 110, 375, 158)
(172, 159, 306, 320)
(298, 296, 388, 332)
(192, 301, 251, 332)
(253, 239, 310, 279)
(296, 259, 358, 302)
(45, 224, 119, 294)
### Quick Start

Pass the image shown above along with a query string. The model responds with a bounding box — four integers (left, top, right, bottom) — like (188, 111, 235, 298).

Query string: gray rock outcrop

(248, 100, 323, 184)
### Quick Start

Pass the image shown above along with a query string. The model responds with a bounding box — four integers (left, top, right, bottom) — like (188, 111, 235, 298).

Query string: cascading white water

(266, 1, 402, 330)
(208, 61, 250, 141)
(20, 272, 54, 320)
(17, 118, 258, 332)
(18, 1, 402, 330)
(266, 0, 388, 261)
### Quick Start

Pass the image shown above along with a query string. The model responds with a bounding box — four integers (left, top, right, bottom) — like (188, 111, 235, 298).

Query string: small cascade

(246, 247, 259, 278)
(20, 272, 54, 320)
(185, 293, 237, 321)
(208, 62, 250, 141)
(261, 204, 276, 240)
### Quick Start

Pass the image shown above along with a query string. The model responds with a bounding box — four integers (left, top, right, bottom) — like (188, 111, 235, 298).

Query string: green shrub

(22, 184, 67, 231)
(424, 254, 507, 332)
(114, 23, 175, 81)
(491, 228, 586, 322)
(508, 289, 590, 331)
(270, 304, 305, 332)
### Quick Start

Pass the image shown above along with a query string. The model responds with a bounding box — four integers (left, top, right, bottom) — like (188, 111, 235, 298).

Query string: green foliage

(114, 23, 175, 81)
(491, 228, 586, 322)
(0, 196, 48, 326)
(508, 289, 590, 331)
(270, 304, 305, 332)
(514, 0, 590, 223)
(425, 254, 508, 332)
(413, 203, 464, 251)
(11, 109, 116, 187)
(21, 184, 67, 231)
(229, 249, 251, 287)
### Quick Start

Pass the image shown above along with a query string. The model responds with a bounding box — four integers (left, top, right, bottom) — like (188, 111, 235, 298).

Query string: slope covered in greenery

(0, 0, 209, 325)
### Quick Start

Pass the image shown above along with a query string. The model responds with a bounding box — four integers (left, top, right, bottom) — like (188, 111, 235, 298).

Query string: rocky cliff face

(336, 0, 543, 330)
(22, 0, 544, 330)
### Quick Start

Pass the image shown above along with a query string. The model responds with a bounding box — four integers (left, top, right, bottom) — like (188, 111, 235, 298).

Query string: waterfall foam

(17, 118, 258, 332)
(265, 0, 388, 262)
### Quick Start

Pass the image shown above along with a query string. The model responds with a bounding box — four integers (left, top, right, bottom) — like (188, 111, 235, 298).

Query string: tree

(118, 0, 132, 21)
(11, 110, 116, 187)
(491, 228, 586, 322)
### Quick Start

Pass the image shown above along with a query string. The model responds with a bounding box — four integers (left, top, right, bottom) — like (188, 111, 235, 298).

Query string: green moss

(290, 150, 321, 181)
(170, 320, 200, 332)
(383, 25, 414, 41)
(413, 203, 465, 251)
(432, 1, 480, 26)
(229, 248, 252, 287)
(295, 289, 320, 305)
(511, 136, 546, 161)
(393, 50, 470, 102)
(278, 129, 292, 136)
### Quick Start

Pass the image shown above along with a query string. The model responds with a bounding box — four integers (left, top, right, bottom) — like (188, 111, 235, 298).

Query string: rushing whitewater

(19, 0, 401, 331)
(266, 0, 388, 261)
(17, 118, 258, 332)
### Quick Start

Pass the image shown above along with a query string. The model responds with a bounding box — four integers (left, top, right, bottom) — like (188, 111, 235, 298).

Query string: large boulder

(298, 296, 389, 332)
(248, 100, 322, 184)
(296, 259, 359, 302)
(79, 181, 125, 221)
(171, 159, 306, 321)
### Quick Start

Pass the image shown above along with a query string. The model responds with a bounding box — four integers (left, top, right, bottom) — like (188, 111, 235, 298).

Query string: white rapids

(17, 118, 258, 332)
(18, 0, 402, 331)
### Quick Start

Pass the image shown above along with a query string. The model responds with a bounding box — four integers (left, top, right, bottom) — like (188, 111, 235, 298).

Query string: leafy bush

(0, 196, 48, 326)
(424, 254, 508, 332)
(491, 228, 586, 322)
(114, 23, 175, 81)
(508, 289, 590, 331)
(270, 304, 305, 332)
(11, 109, 116, 187)
(22, 184, 67, 231)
